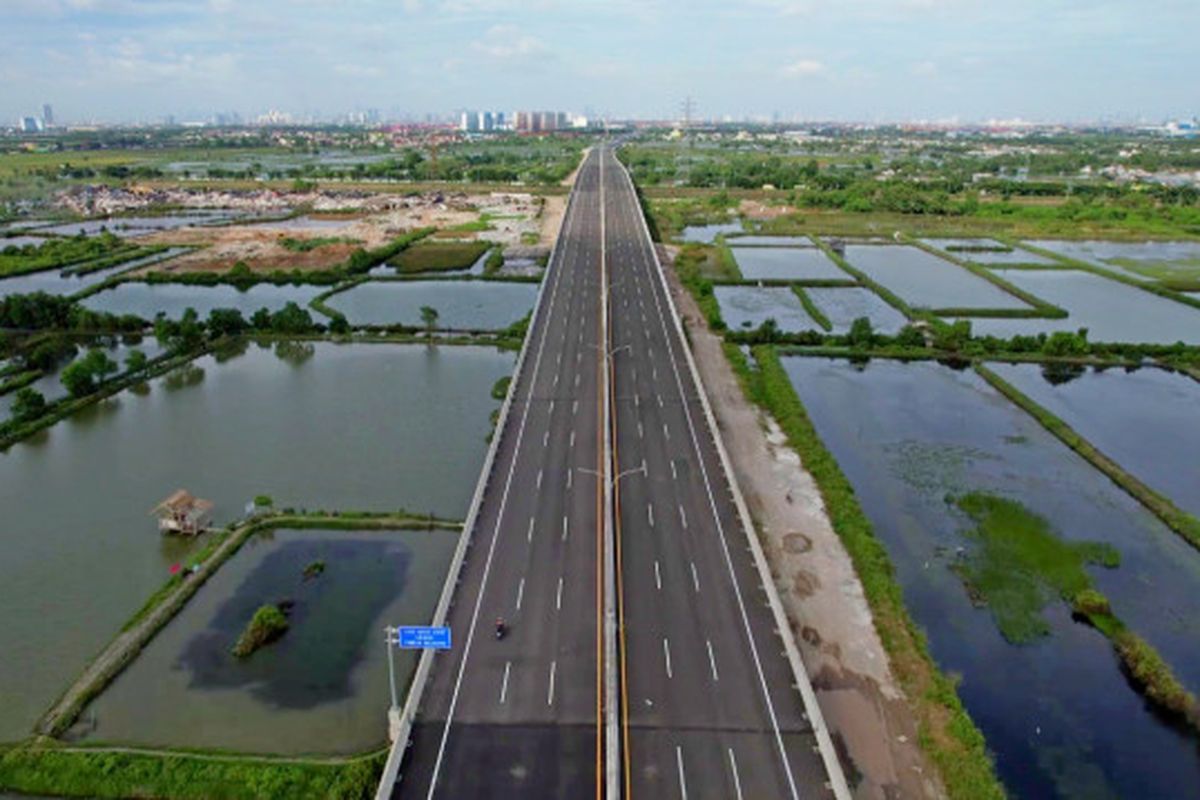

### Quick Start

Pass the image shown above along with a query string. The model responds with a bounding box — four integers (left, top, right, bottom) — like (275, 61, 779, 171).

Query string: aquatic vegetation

(231, 604, 289, 658)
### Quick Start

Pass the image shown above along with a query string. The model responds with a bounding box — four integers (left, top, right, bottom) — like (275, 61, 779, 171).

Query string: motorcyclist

(495, 617, 506, 639)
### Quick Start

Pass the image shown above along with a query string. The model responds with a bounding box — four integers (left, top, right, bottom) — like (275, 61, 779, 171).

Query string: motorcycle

(495, 618, 507, 640)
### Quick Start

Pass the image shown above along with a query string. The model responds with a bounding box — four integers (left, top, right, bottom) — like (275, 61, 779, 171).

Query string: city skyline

(1, 0, 1195, 126)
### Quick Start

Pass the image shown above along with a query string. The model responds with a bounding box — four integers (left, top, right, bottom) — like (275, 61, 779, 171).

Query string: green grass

(0, 234, 138, 278)
(491, 375, 511, 400)
(729, 344, 1004, 799)
(231, 604, 289, 658)
(391, 241, 490, 274)
(0, 745, 383, 800)
(950, 492, 1119, 643)
(790, 285, 832, 331)
(1106, 257, 1200, 291)
(279, 236, 359, 253)
(976, 364, 1200, 551)
(952, 492, 1199, 729)
(673, 245, 726, 331)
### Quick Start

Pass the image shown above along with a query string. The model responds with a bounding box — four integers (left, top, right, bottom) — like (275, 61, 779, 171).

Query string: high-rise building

(20, 116, 41, 133)
(41, 104, 54, 128)
(482, 111, 494, 131)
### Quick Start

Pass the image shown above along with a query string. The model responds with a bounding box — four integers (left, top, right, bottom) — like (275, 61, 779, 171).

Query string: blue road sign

(396, 626, 452, 650)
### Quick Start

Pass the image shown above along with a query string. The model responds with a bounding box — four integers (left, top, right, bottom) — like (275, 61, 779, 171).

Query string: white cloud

(471, 23, 551, 61)
(912, 60, 937, 76)
(780, 58, 826, 77)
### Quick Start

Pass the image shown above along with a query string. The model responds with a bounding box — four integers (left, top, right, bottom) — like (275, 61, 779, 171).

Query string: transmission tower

(680, 96, 696, 128)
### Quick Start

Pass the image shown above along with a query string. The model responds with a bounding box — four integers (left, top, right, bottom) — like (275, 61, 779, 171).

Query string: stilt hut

(152, 490, 214, 536)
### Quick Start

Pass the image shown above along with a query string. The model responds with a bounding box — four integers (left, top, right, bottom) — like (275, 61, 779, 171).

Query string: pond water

(80, 527, 456, 754)
(731, 246, 846, 281)
(957, 270, 1200, 344)
(678, 223, 743, 243)
(0, 341, 512, 742)
(247, 216, 359, 232)
(921, 238, 1056, 266)
(82, 282, 323, 320)
(326, 280, 536, 330)
(988, 363, 1200, 517)
(844, 245, 1031, 309)
(726, 235, 809, 247)
(34, 212, 236, 238)
(1025, 240, 1200, 282)
(0, 248, 190, 300)
(782, 356, 1200, 799)
(714, 286, 819, 332)
(805, 287, 908, 334)
(0, 336, 166, 420)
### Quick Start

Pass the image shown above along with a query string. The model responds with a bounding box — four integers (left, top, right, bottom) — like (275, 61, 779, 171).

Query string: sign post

(384, 626, 453, 712)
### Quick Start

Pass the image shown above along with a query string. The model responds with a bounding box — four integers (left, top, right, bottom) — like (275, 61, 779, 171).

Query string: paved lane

(390, 150, 607, 799)
(603, 146, 839, 800)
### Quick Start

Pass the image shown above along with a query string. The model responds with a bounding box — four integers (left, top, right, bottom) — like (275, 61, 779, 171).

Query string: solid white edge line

(408, 152, 590, 800)
(613, 152, 852, 800)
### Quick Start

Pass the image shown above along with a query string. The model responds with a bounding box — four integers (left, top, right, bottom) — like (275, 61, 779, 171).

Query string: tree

(60, 349, 117, 398)
(268, 302, 315, 334)
(207, 307, 248, 337)
(420, 305, 439, 337)
(847, 316, 876, 349)
(124, 349, 148, 373)
(328, 313, 351, 335)
(10, 387, 47, 423)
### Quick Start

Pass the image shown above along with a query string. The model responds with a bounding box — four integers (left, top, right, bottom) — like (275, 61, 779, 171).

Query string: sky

(1, 0, 1196, 125)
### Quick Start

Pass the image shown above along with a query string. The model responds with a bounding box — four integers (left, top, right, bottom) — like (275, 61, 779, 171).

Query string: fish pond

(843, 245, 1031, 310)
(0, 336, 166, 420)
(0, 248, 189, 299)
(79, 527, 456, 754)
(782, 356, 1200, 799)
(921, 238, 1056, 266)
(1025, 240, 1200, 284)
(957, 270, 1200, 344)
(81, 282, 323, 320)
(325, 280, 536, 330)
(677, 223, 744, 243)
(730, 246, 846, 281)
(987, 363, 1200, 517)
(805, 287, 908, 334)
(714, 286, 819, 332)
(0, 341, 512, 742)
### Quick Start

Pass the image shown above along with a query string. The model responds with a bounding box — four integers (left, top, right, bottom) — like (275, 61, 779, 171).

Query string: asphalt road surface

(393, 149, 606, 799)
(603, 147, 834, 800)
(389, 145, 835, 799)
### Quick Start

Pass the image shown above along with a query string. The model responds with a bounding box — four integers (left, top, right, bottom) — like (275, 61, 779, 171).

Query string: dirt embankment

(661, 243, 945, 800)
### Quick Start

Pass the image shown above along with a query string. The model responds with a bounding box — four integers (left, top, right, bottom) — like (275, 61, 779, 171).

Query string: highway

(382, 144, 842, 799)
(603, 146, 837, 800)
(389, 149, 607, 798)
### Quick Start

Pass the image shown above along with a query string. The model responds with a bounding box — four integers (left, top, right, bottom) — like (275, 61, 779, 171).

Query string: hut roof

(151, 489, 214, 516)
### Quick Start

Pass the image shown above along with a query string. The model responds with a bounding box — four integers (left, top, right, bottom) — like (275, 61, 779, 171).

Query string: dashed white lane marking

(663, 638, 673, 679)
(527, 516, 535, 542)
(670, 460, 678, 480)
(663, 422, 670, 440)
(548, 399, 555, 416)
(728, 749, 744, 800)
(657, 394, 664, 408)
(499, 661, 511, 704)
(638, 421, 644, 439)
(516, 578, 525, 611)
(654, 560, 662, 590)
(679, 505, 688, 529)
(556, 577, 564, 610)
(543, 431, 549, 447)
(574, 372, 580, 388)
(691, 561, 700, 593)
(536, 469, 543, 490)
(562, 515, 569, 540)
(547, 660, 557, 706)
(569, 430, 575, 448)
(566, 470, 573, 490)
(572, 399, 579, 415)
(648, 504, 655, 527)
(707, 639, 720, 681)
(676, 747, 689, 800)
